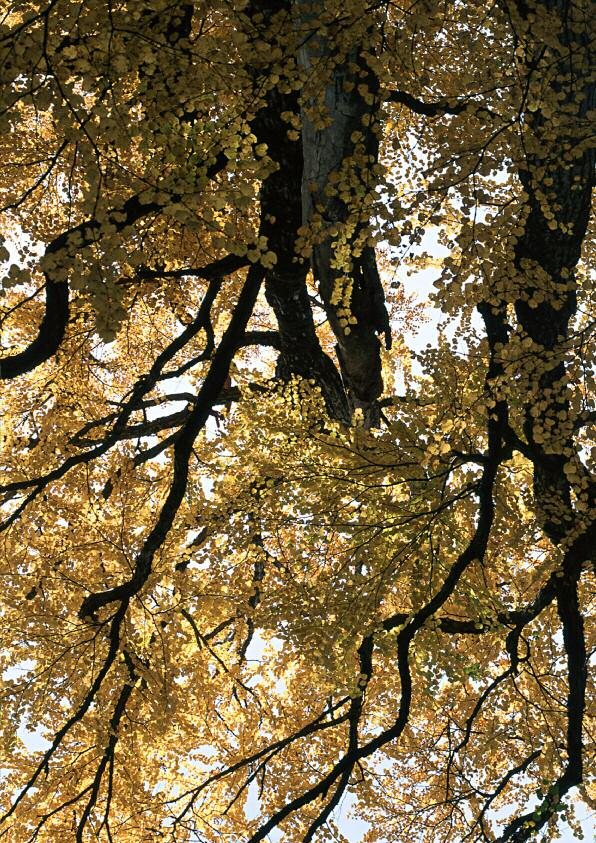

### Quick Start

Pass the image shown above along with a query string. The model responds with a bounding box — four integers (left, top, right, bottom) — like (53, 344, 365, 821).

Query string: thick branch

(248, 2, 350, 422)
(78, 262, 265, 621)
(0, 154, 227, 379)
(296, 3, 391, 425)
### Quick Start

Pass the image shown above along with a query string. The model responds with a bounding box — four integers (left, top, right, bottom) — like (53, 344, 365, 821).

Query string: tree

(0, 0, 593, 840)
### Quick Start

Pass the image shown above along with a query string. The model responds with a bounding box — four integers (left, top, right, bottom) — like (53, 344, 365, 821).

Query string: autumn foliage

(0, 1, 594, 841)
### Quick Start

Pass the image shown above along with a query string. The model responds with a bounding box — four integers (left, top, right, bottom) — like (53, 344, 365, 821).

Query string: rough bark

(512, 0, 595, 543)
(295, 1, 391, 426)
(249, 1, 351, 422)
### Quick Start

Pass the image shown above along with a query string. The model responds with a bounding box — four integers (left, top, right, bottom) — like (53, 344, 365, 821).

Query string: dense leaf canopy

(0, 0, 594, 840)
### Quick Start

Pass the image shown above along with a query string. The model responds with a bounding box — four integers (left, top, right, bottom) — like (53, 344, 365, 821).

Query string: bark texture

(296, 2, 391, 426)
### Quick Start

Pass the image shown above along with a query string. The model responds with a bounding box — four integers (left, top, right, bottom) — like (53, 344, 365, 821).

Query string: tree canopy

(0, 0, 594, 840)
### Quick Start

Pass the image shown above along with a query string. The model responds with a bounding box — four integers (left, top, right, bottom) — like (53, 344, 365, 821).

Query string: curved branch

(0, 276, 68, 380)
(78, 262, 265, 621)
(0, 154, 227, 380)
